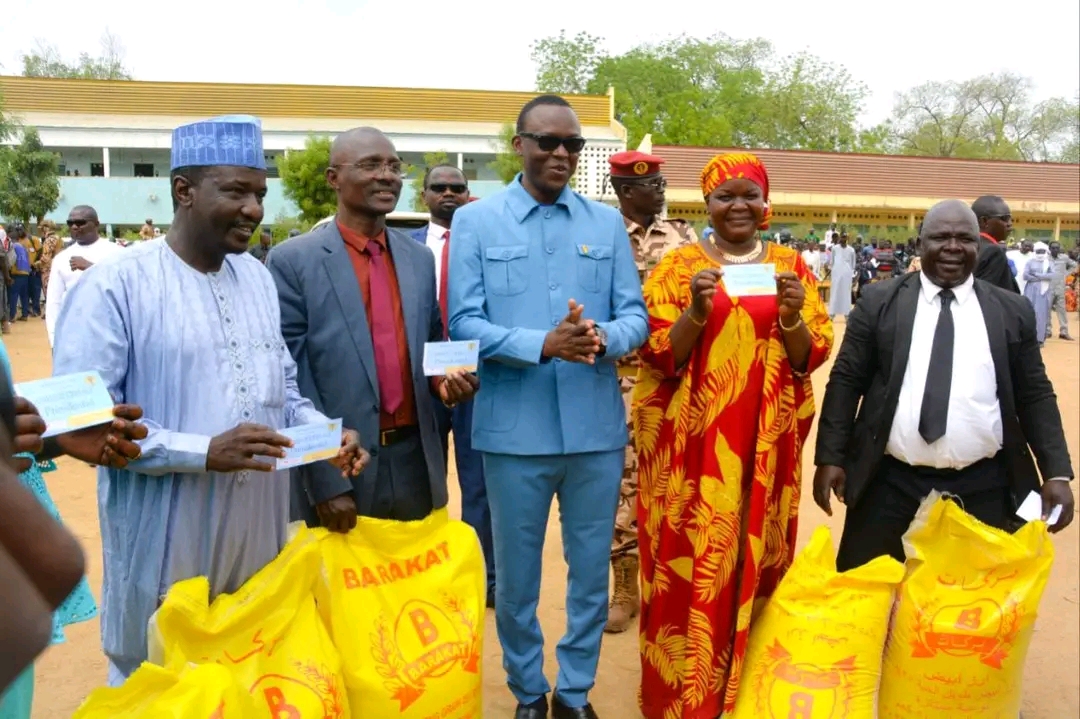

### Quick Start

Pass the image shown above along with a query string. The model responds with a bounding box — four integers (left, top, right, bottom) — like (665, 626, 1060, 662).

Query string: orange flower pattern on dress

(699, 152, 773, 230)
(632, 241, 833, 719)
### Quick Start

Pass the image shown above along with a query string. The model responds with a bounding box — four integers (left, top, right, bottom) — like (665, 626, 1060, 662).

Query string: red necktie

(366, 240, 404, 413)
(439, 230, 450, 340)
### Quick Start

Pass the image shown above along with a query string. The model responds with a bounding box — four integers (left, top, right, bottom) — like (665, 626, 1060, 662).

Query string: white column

(456, 152, 464, 170)
(102, 147, 111, 178)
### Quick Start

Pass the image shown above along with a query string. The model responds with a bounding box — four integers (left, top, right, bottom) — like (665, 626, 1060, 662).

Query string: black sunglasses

(428, 183, 468, 194)
(66, 219, 89, 228)
(519, 132, 586, 154)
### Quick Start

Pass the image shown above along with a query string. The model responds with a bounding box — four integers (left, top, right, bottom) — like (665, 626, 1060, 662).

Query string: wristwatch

(595, 326, 608, 357)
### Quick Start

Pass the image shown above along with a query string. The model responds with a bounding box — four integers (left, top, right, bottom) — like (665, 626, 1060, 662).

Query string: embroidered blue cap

(170, 115, 266, 171)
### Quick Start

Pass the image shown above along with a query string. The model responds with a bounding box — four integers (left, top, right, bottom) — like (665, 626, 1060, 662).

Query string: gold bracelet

(779, 314, 803, 332)
(687, 311, 707, 327)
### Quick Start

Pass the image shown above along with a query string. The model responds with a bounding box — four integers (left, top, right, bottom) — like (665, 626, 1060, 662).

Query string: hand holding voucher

(690, 268, 723, 323)
(206, 423, 294, 473)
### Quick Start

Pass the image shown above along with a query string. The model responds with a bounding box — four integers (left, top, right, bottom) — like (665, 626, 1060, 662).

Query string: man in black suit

(813, 199, 1074, 571)
(971, 194, 1019, 293)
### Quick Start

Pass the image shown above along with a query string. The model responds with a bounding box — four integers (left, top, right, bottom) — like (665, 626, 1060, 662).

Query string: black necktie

(918, 288, 955, 444)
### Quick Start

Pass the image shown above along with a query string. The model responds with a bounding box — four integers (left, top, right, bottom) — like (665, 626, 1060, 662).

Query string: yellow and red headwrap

(699, 152, 772, 230)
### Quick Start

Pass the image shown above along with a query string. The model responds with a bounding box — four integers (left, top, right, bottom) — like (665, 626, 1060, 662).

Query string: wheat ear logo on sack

(910, 595, 1023, 669)
(753, 639, 856, 719)
(371, 593, 482, 710)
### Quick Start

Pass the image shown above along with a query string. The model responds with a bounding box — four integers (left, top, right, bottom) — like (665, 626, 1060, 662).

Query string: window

(133, 163, 154, 178)
(90, 163, 105, 177)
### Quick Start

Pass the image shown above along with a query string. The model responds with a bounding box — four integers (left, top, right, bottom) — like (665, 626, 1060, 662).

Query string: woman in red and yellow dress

(632, 153, 833, 719)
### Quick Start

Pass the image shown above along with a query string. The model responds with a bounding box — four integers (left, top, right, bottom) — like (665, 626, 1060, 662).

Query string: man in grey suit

(268, 127, 478, 529)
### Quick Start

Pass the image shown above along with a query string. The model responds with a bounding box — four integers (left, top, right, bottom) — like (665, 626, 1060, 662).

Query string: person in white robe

(1007, 239, 1034, 294)
(50, 116, 369, 686)
(828, 237, 857, 318)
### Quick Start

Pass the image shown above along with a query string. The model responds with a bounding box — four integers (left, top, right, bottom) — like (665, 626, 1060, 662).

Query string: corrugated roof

(657, 146, 1080, 204)
(0, 76, 613, 126)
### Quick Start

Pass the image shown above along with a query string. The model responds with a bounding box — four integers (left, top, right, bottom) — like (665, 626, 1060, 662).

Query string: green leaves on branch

(530, 32, 1079, 162)
(531, 32, 871, 152)
(0, 127, 61, 225)
(276, 136, 337, 224)
(20, 31, 132, 80)
(488, 124, 521, 184)
(890, 74, 1079, 162)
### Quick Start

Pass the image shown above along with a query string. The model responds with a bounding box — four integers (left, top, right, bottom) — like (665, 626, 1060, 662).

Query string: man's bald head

(922, 199, 979, 237)
(330, 127, 394, 165)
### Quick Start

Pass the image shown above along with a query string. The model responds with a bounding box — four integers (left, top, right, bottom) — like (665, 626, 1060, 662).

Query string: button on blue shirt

(447, 175, 648, 456)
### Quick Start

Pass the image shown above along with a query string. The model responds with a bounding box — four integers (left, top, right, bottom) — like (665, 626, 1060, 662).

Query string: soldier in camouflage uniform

(604, 151, 696, 634)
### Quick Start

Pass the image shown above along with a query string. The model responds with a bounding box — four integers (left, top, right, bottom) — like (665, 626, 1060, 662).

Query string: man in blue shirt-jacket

(448, 95, 648, 719)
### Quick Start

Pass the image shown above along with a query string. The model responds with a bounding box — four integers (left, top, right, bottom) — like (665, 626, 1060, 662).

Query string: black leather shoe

(514, 696, 548, 719)
(552, 696, 598, 719)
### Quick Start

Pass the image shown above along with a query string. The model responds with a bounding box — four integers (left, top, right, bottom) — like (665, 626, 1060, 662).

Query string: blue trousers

(435, 400, 495, 594)
(7, 275, 29, 319)
(483, 450, 623, 708)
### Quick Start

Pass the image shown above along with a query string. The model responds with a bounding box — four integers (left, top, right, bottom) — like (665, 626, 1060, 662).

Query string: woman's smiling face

(706, 178, 766, 244)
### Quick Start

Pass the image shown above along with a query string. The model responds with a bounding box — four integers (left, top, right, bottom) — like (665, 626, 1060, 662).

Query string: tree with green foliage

(409, 151, 449, 212)
(531, 31, 869, 151)
(531, 31, 605, 95)
(276, 136, 337, 224)
(488, 124, 521, 184)
(0, 127, 61, 224)
(21, 30, 133, 80)
(887, 73, 1079, 161)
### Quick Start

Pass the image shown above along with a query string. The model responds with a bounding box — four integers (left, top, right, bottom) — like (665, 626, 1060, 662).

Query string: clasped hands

(542, 298, 601, 364)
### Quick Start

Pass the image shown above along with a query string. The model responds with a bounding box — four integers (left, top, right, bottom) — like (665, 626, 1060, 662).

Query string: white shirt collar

(918, 270, 975, 306)
(426, 222, 449, 242)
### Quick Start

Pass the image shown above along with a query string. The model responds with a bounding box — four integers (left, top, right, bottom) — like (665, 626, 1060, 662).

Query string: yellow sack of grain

(149, 526, 349, 718)
(315, 507, 485, 718)
(879, 493, 1054, 718)
(72, 662, 257, 718)
(731, 525, 905, 719)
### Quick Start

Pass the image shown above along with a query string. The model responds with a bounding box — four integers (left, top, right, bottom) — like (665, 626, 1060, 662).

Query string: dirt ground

(6, 314, 1077, 718)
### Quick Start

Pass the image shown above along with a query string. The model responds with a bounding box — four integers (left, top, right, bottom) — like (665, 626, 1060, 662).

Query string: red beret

(608, 150, 665, 179)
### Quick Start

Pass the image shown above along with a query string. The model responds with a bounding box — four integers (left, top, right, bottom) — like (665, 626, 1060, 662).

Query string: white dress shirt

(46, 238, 123, 347)
(801, 249, 823, 278)
(425, 222, 450, 296)
(886, 272, 1003, 469)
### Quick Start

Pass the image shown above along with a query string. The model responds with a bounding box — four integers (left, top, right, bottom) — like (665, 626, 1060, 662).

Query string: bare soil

(6, 315, 1075, 719)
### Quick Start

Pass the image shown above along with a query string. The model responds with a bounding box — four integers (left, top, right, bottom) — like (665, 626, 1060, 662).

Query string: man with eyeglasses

(44, 205, 121, 348)
(409, 163, 497, 608)
(269, 127, 478, 532)
(448, 94, 648, 719)
(602, 150, 694, 636)
(971, 195, 1019, 293)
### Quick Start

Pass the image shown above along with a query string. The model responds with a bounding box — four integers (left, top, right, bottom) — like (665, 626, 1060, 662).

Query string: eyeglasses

(66, 219, 89, 228)
(331, 160, 406, 177)
(427, 183, 468, 194)
(519, 133, 587, 154)
(625, 178, 667, 191)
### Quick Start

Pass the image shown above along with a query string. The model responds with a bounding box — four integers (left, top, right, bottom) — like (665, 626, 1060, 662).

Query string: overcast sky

(3, 0, 1078, 125)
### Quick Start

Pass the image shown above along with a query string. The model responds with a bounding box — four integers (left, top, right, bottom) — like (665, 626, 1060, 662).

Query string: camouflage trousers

(612, 377, 638, 559)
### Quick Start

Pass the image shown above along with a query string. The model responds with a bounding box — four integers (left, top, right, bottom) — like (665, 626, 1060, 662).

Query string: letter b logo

(787, 692, 814, 719)
(409, 607, 440, 647)
(264, 687, 301, 719)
